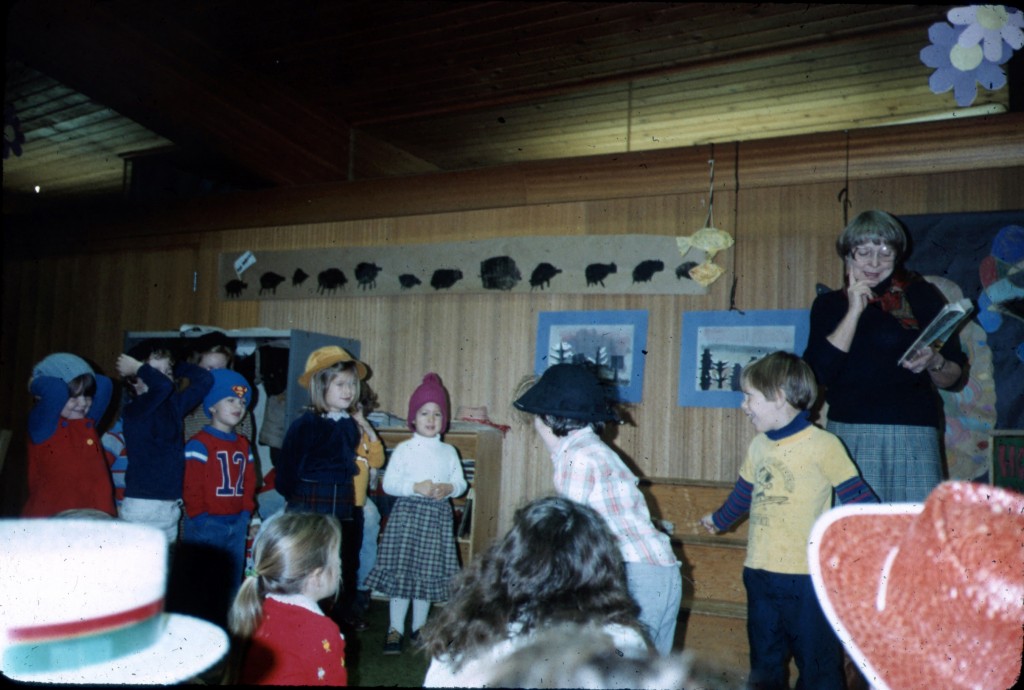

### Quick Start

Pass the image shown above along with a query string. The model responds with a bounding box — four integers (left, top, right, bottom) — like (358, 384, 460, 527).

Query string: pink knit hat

(407, 373, 449, 432)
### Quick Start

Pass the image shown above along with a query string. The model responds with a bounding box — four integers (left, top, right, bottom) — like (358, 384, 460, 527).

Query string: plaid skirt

(363, 495, 459, 602)
(286, 479, 355, 521)
(827, 421, 943, 503)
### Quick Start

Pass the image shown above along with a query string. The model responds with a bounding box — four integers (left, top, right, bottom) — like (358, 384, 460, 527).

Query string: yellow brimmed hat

(298, 346, 367, 388)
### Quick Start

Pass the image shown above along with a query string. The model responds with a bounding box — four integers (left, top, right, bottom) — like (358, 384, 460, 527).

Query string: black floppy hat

(513, 363, 620, 423)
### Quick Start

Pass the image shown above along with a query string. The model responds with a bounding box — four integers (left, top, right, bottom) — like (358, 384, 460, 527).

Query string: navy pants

(743, 567, 844, 690)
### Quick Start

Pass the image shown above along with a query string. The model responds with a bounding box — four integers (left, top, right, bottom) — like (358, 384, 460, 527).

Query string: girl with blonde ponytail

(228, 512, 347, 686)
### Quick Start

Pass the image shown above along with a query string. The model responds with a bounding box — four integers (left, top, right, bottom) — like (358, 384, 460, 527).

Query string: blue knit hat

(31, 353, 93, 384)
(203, 369, 251, 417)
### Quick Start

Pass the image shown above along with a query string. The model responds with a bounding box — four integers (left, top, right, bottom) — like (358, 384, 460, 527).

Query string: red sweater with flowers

(240, 597, 347, 686)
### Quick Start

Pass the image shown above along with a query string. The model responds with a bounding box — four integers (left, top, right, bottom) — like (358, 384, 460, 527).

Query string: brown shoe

(382, 628, 403, 655)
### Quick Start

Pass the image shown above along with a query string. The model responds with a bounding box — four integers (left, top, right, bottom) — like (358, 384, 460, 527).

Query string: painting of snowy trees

(678, 310, 809, 407)
(535, 310, 648, 402)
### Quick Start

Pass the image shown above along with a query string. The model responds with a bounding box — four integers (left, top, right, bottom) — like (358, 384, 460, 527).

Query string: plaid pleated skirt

(363, 495, 459, 602)
(827, 421, 943, 503)
(286, 479, 355, 520)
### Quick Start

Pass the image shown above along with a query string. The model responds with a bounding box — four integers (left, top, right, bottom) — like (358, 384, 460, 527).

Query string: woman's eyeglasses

(850, 244, 896, 264)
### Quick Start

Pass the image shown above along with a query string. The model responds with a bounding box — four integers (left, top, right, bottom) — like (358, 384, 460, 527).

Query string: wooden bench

(641, 478, 802, 686)
(639, 479, 748, 671)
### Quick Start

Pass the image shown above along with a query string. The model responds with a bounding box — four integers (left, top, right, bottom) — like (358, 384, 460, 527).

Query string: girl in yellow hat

(276, 346, 383, 633)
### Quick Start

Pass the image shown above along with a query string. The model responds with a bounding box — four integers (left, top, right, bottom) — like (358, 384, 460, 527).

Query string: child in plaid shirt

(513, 363, 681, 656)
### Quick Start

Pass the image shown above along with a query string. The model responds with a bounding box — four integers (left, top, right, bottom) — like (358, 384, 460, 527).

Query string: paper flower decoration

(920, 20, 1012, 106)
(949, 4, 1024, 62)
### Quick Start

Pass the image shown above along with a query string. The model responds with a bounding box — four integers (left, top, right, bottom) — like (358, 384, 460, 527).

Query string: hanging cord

(703, 147, 715, 229)
(730, 141, 743, 313)
(836, 130, 852, 226)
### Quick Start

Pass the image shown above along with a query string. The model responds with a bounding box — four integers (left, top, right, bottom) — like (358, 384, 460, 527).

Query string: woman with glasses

(803, 210, 966, 503)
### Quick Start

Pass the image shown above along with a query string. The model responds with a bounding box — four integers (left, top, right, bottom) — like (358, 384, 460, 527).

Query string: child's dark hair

(122, 347, 175, 396)
(228, 512, 342, 639)
(420, 495, 644, 668)
(358, 380, 379, 414)
(741, 351, 818, 411)
(146, 347, 175, 365)
(191, 342, 235, 369)
(538, 414, 606, 437)
(67, 373, 96, 398)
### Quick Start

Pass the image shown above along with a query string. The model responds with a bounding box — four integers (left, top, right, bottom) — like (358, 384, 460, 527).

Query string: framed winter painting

(678, 309, 809, 408)
(535, 310, 648, 403)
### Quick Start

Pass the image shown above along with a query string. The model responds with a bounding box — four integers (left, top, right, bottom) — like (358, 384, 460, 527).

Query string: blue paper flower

(949, 5, 1024, 62)
(920, 20, 1012, 106)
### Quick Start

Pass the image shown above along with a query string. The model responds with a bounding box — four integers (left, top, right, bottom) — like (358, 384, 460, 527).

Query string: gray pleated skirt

(827, 421, 943, 503)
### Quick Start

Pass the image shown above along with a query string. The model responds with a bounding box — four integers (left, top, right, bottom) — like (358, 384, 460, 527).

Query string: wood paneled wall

(3, 115, 1023, 530)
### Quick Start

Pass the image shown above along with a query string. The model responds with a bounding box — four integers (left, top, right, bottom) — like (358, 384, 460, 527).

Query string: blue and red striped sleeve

(711, 476, 753, 531)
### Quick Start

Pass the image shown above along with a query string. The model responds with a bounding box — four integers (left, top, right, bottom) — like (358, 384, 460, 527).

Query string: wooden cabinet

(377, 424, 503, 566)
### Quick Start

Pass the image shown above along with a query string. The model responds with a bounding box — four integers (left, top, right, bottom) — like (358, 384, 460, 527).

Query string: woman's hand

(902, 347, 962, 388)
(413, 479, 434, 496)
(900, 346, 936, 374)
(827, 265, 872, 353)
(844, 265, 873, 319)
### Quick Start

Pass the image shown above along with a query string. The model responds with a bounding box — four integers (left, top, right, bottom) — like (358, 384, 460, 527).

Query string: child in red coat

(229, 512, 347, 686)
(22, 352, 115, 517)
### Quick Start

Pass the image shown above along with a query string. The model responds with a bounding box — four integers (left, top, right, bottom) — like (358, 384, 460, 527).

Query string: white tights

(389, 597, 430, 635)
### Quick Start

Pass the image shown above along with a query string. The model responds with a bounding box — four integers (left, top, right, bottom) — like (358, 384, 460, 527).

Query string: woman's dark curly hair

(420, 495, 644, 668)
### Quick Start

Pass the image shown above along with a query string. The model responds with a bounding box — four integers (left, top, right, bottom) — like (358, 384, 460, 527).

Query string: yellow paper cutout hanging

(675, 158, 735, 287)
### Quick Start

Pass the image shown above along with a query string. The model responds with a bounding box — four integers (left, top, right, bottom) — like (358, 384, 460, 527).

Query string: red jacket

(23, 417, 116, 517)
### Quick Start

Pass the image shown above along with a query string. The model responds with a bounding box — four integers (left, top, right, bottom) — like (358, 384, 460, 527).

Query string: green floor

(346, 598, 432, 687)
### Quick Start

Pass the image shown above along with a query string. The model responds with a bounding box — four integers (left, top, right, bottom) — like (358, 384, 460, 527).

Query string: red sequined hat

(809, 481, 1024, 690)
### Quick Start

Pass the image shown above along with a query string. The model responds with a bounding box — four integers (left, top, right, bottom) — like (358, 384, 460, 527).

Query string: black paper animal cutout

(632, 260, 664, 283)
(431, 268, 464, 290)
(585, 262, 617, 287)
(529, 262, 562, 290)
(224, 279, 247, 298)
(293, 268, 309, 286)
(480, 256, 521, 291)
(676, 262, 699, 280)
(355, 262, 382, 290)
(399, 273, 422, 289)
(317, 268, 348, 294)
(259, 272, 286, 295)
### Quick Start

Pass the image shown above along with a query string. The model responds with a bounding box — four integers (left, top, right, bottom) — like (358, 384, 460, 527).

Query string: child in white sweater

(363, 373, 467, 655)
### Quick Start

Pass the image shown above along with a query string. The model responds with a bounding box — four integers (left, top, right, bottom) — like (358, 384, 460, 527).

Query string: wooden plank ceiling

(2, 2, 1010, 212)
